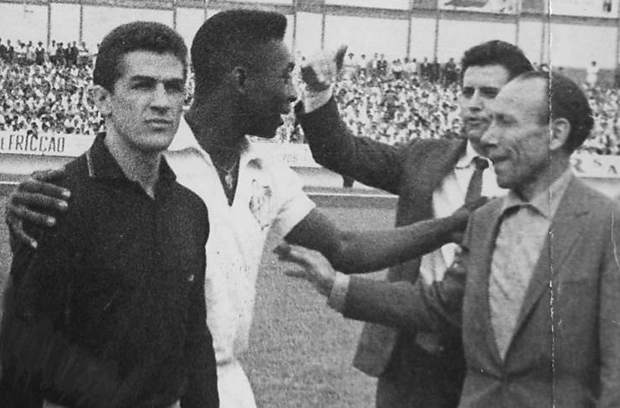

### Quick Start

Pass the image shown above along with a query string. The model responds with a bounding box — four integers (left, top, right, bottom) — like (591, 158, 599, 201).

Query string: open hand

(449, 196, 490, 243)
(274, 243, 337, 296)
(5, 168, 70, 248)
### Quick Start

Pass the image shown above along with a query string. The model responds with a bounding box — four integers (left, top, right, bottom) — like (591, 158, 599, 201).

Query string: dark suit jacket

(298, 97, 467, 377)
(341, 177, 620, 408)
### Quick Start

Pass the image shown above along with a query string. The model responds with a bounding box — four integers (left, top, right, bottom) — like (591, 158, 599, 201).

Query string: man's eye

(461, 88, 474, 98)
(480, 88, 499, 98)
(133, 82, 152, 90)
(496, 115, 510, 125)
(166, 83, 184, 93)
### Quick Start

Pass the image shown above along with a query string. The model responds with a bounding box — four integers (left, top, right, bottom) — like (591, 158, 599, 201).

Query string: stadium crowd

(1, 40, 619, 155)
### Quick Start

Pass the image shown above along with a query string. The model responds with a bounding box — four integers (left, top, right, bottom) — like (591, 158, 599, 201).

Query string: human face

(480, 77, 551, 198)
(459, 64, 511, 149)
(95, 51, 185, 154)
(242, 40, 297, 139)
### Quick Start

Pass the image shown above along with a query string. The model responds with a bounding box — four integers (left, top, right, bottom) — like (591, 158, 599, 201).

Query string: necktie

(465, 157, 489, 205)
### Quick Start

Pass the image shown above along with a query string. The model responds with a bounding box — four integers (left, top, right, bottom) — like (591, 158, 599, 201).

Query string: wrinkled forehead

(490, 77, 547, 119)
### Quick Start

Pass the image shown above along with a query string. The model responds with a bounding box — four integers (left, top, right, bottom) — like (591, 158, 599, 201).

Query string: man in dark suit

(295, 40, 533, 408)
(282, 71, 620, 408)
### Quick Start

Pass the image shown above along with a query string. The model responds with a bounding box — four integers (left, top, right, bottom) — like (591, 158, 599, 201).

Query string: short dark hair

(517, 70, 593, 153)
(461, 40, 534, 80)
(191, 9, 287, 97)
(93, 21, 188, 92)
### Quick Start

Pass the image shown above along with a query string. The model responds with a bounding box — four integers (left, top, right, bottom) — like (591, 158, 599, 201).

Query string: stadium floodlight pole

(79, 0, 84, 45)
(615, 0, 620, 87)
(540, 0, 550, 68)
(433, 0, 440, 61)
(172, 0, 178, 30)
(514, 0, 521, 46)
(46, 0, 52, 50)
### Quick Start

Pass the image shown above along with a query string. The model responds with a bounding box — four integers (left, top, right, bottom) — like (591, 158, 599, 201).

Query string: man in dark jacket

(0, 21, 219, 408)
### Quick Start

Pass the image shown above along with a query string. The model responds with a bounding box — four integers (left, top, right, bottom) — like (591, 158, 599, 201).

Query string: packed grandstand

(0, 39, 617, 155)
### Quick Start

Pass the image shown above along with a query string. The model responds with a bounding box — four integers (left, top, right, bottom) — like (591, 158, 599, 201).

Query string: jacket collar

(86, 133, 176, 184)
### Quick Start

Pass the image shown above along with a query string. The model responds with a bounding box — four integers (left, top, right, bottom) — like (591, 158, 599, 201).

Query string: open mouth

(146, 119, 173, 128)
(465, 117, 487, 127)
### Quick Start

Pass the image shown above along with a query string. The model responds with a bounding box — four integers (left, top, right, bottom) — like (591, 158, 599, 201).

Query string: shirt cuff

(303, 86, 333, 113)
(327, 272, 350, 312)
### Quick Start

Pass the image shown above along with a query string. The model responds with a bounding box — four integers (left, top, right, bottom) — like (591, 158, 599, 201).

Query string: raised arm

(297, 98, 409, 195)
(297, 46, 408, 195)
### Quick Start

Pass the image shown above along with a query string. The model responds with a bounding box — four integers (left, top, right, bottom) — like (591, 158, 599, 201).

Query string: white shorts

(217, 360, 257, 408)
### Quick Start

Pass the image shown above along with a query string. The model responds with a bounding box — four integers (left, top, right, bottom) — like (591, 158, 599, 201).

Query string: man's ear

(549, 117, 570, 151)
(231, 66, 247, 93)
(92, 85, 112, 117)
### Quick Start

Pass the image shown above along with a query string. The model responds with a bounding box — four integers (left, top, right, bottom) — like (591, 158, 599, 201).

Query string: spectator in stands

(35, 41, 45, 65)
(56, 41, 66, 66)
(443, 57, 459, 86)
(25, 41, 35, 65)
(377, 53, 388, 77)
(418, 57, 429, 81)
(69, 41, 79, 67)
(587, 60, 599, 88)
(49, 39, 57, 65)
(0, 39, 6, 62)
(359, 53, 368, 77)
(297, 39, 534, 408)
(430, 57, 441, 83)
(78, 41, 90, 66)
(342, 52, 359, 80)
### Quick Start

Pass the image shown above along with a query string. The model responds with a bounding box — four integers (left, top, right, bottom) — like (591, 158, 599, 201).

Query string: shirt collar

(502, 168, 574, 220)
(167, 114, 255, 164)
(86, 133, 176, 184)
(167, 115, 202, 152)
(455, 141, 488, 169)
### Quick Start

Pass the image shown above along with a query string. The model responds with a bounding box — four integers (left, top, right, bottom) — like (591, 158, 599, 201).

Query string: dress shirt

(328, 143, 505, 310)
(490, 169, 574, 359)
(420, 142, 504, 284)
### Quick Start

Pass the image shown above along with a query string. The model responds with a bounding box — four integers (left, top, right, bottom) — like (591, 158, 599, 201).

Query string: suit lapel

(510, 179, 590, 346)
(424, 139, 467, 194)
(467, 201, 507, 365)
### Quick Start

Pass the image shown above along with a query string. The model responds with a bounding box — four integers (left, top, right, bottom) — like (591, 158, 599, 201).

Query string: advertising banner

(549, 0, 618, 18)
(325, 0, 410, 10)
(439, 0, 518, 13)
(0, 131, 95, 157)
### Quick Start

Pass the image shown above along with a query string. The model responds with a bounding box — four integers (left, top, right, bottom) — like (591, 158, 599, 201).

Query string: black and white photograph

(0, 1, 619, 407)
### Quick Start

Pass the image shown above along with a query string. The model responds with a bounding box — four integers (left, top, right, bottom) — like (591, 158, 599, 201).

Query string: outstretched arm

(284, 198, 483, 274)
(277, 244, 466, 333)
(6, 168, 70, 249)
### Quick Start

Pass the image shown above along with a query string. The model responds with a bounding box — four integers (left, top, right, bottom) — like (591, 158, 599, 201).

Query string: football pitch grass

(0, 193, 395, 407)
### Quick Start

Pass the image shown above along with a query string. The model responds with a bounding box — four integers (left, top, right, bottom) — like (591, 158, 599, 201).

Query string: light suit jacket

(342, 177, 620, 408)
